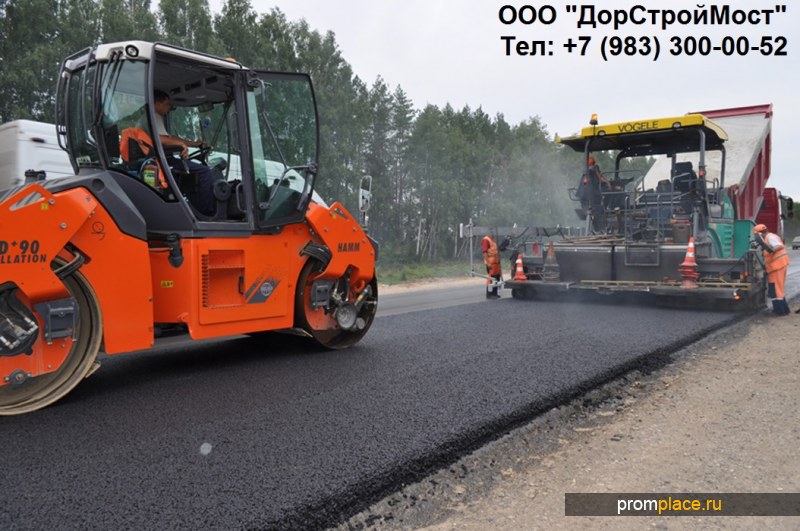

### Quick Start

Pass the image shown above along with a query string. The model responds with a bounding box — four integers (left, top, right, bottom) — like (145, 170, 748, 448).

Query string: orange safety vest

(119, 127, 169, 189)
(482, 236, 499, 265)
(763, 232, 790, 273)
(482, 235, 501, 277)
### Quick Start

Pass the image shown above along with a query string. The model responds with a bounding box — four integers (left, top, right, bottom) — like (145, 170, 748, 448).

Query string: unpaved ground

(377, 277, 479, 295)
(341, 300, 800, 530)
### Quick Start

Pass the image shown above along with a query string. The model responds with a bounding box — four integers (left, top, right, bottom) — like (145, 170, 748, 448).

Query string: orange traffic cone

(542, 241, 560, 281)
(513, 253, 526, 281)
(679, 236, 700, 289)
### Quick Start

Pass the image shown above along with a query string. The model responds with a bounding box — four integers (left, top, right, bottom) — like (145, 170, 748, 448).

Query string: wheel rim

(0, 268, 102, 415)
(295, 259, 377, 350)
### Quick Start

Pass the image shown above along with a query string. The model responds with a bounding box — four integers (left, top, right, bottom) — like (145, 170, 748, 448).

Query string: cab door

(247, 72, 320, 231)
(191, 72, 320, 333)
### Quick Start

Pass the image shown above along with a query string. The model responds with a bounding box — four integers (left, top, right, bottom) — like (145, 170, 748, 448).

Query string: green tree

(252, 8, 300, 71)
(385, 85, 416, 255)
(212, 0, 258, 64)
(0, 0, 63, 122)
(363, 77, 392, 243)
(406, 104, 455, 260)
(159, 0, 215, 51)
(99, 0, 158, 42)
(56, 0, 102, 53)
(290, 20, 368, 213)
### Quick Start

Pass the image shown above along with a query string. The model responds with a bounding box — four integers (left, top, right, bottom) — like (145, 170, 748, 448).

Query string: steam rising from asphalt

(488, 142, 578, 228)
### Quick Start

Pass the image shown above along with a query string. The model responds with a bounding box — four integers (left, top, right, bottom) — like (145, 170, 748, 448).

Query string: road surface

(1, 263, 797, 530)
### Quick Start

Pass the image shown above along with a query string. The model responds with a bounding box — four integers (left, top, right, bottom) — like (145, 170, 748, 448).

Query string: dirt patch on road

(340, 306, 800, 530)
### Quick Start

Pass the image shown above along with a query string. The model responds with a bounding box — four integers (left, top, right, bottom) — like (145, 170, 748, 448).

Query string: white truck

(0, 119, 73, 189)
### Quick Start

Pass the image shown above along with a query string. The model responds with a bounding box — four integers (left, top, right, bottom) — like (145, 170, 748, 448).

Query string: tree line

(0, 0, 615, 262)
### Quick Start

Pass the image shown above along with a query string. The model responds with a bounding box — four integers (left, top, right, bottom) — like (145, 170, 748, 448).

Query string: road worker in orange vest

(753, 224, 791, 315)
(482, 233, 502, 299)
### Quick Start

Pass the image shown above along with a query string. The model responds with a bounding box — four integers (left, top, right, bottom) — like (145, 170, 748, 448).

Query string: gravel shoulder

(341, 294, 800, 530)
(377, 277, 479, 295)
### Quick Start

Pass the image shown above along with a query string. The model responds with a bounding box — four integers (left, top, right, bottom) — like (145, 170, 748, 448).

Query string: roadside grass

(377, 260, 474, 285)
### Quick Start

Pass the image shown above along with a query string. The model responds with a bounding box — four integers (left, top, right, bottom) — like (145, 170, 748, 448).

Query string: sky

(210, 0, 798, 199)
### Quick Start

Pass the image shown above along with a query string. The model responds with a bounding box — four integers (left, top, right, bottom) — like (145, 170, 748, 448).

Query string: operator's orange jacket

(482, 235, 500, 277)
(762, 231, 789, 299)
(120, 127, 169, 188)
(763, 232, 790, 273)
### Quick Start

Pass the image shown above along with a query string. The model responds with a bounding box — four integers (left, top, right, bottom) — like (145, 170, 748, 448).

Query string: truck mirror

(359, 175, 372, 213)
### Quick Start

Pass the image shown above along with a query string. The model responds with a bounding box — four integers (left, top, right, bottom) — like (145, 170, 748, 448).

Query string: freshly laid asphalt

(0, 294, 743, 530)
